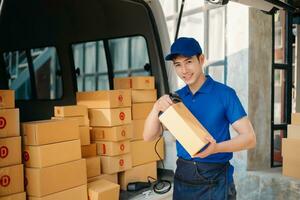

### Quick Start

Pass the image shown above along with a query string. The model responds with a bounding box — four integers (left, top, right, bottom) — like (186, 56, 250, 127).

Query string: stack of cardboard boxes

(0, 90, 25, 200)
(22, 119, 87, 200)
(113, 76, 165, 190)
(53, 105, 101, 180)
(282, 113, 300, 179)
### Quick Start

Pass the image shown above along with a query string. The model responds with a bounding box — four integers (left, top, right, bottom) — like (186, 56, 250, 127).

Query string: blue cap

(165, 37, 202, 61)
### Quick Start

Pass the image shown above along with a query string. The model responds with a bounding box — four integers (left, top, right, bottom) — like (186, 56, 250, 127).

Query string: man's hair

(172, 53, 202, 61)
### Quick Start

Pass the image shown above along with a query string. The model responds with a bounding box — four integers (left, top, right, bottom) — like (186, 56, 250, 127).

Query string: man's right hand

(153, 94, 174, 113)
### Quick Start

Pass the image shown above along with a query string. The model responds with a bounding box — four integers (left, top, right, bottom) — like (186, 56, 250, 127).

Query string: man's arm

(143, 95, 173, 141)
(195, 116, 256, 158)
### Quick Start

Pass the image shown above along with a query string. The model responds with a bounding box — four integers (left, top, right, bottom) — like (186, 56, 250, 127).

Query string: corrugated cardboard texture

(131, 119, 145, 141)
(287, 125, 300, 139)
(76, 90, 131, 109)
(54, 105, 88, 117)
(51, 116, 89, 127)
(86, 156, 101, 178)
(22, 119, 79, 145)
(28, 185, 88, 200)
(25, 159, 87, 197)
(0, 90, 15, 109)
(0, 109, 19, 138)
(89, 107, 131, 127)
(100, 154, 132, 174)
(113, 76, 155, 90)
(291, 113, 300, 125)
(79, 126, 91, 145)
(0, 192, 26, 200)
(81, 144, 97, 158)
(87, 173, 118, 184)
(88, 179, 120, 200)
(131, 138, 164, 167)
(0, 137, 21, 167)
(119, 162, 157, 190)
(24, 140, 82, 168)
(91, 124, 132, 142)
(159, 102, 210, 157)
(282, 138, 300, 179)
(96, 140, 130, 156)
(0, 164, 24, 197)
(131, 103, 154, 120)
(131, 89, 157, 103)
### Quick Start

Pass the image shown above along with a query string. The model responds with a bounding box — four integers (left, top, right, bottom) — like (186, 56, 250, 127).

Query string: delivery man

(143, 37, 256, 200)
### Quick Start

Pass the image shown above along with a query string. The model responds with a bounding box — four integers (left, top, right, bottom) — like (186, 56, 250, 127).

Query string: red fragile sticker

(0, 175, 10, 187)
(120, 144, 125, 151)
(119, 112, 125, 121)
(0, 146, 8, 159)
(102, 144, 106, 154)
(121, 130, 126, 137)
(23, 151, 30, 161)
(0, 117, 6, 129)
(145, 79, 150, 84)
(118, 95, 123, 102)
(119, 159, 124, 167)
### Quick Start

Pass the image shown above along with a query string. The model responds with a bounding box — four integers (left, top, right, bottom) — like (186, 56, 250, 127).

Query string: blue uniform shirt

(176, 75, 247, 182)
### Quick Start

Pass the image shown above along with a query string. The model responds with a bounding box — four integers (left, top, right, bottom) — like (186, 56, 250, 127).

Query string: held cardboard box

(291, 113, 300, 125)
(282, 138, 300, 179)
(89, 107, 131, 127)
(0, 109, 19, 138)
(113, 76, 155, 90)
(100, 153, 132, 174)
(131, 89, 157, 103)
(119, 162, 157, 190)
(0, 192, 26, 200)
(287, 125, 300, 139)
(88, 173, 118, 184)
(79, 126, 91, 145)
(96, 140, 130, 156)
(159, 102, 211, 157)
(81, 144, 97, 158)
(25, 159, 87, 197)
(22, 119, 79, 145)
(132, 103, 154, 120)
(28, 184, 88, 200)
(91, 124, 132, 142)
(88, 179, 120, 200)
(132, 119, 145, 141)
(0, 90, 14, 109)
(51, 116, 89, 127)
(0, 137, 21, 168)
(54, 105, 88, 117)
(131, 138, 164, 167)
(0, 164, 24, 197)
(76, 90, 131, 109)
(86, 156, 101, 178)
(24, 139, 81, 168)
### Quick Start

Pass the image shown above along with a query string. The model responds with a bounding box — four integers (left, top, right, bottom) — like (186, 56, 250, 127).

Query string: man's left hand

(194, 136, 218, 158)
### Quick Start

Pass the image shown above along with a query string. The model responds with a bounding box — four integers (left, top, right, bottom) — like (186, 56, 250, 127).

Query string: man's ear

(199, 54, 205, 64)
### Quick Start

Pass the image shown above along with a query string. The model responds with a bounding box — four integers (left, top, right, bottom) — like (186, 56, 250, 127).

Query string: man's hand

(153, 95, 173, 113)
(194, 136, 218, 158)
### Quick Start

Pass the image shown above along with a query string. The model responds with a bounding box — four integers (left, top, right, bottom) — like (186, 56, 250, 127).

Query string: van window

(3, 47, 63, 100)
(72, 36, 150, 91)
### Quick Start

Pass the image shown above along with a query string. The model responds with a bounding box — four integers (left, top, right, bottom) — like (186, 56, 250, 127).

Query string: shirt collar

(182, 75, 214, 96)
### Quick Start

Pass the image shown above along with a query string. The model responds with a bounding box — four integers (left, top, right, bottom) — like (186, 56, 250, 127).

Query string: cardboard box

(22, 119, 79, 145)
(132, 89, 157, 103)
(54, 105, 88, 117)
(0, 137, 21, 167)
(91, 124, 132, 142)
(76, 90, 131, 109)
(89, 107, 131, 127)
(113, 76, 155, 90)
(88, 179, 120, 200)
(28, 185, 88, 200)
(0, 164, 24, 197)
(131, 138, 164, 167)
(0, 90, 14, 109)
(100, 154, 132, 174)
(282, 138, 300, 179)
(291, 113, 300, 125)
(119, 162, 157, 190)
(81, 144, 97, 158)
(0, 109, 19, 138)
(51, 116, 89, 127)
(159, 102, 211, 157)
(87, 173, 118, 184)
(96, 140, 130, 156)
(26, 159, 87, 197)
(287, 125, 300, 139)
(132, 103, 154, 120)
(86, 156, 101, 178)
(24, 139, 81, 168)
(79, 126, 90, 145)
(0, 192, 26, 200)
(132, 119, 145, 141)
